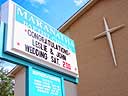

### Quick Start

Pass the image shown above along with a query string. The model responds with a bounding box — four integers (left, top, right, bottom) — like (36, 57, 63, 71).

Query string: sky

(0, 60, 16, 71)
(0, 0, 89, 29)
(0, 0, 89, 71)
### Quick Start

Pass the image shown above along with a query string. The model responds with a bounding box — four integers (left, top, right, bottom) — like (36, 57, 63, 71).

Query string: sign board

(1, 1, 78, 77)
(32, 69, 63, 96)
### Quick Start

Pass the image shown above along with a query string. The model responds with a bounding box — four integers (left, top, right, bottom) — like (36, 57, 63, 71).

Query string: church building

(59, 0, 128, 96)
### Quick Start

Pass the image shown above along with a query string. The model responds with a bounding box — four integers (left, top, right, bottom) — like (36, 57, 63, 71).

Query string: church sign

(32, 69, 63, 96)
(1, 1, 78, 77)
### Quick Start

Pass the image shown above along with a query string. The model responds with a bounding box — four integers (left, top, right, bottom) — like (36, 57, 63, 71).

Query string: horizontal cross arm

(94, 31, 106, 39)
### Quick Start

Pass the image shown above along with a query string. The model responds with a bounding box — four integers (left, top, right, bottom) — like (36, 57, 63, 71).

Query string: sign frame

(1, 1, 79, 77)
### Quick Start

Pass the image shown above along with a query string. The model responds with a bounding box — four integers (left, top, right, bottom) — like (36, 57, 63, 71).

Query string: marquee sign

(1, 1, 78, 77)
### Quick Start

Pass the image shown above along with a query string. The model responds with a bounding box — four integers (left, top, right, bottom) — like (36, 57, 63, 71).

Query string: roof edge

(58, 0, 99, 32)
(7, 65, 24, 78)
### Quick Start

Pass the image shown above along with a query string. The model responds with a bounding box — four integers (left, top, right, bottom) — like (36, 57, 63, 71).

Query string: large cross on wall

(94, 17, 125, 67)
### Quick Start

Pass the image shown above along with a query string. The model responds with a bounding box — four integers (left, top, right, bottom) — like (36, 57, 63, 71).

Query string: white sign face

(1, 1, 79, 77)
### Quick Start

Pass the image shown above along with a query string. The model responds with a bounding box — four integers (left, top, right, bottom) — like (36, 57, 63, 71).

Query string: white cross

(94, 17, 124, 67)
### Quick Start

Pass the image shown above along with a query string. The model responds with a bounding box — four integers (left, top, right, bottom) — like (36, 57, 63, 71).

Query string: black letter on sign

(50, 48, 54, 55)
